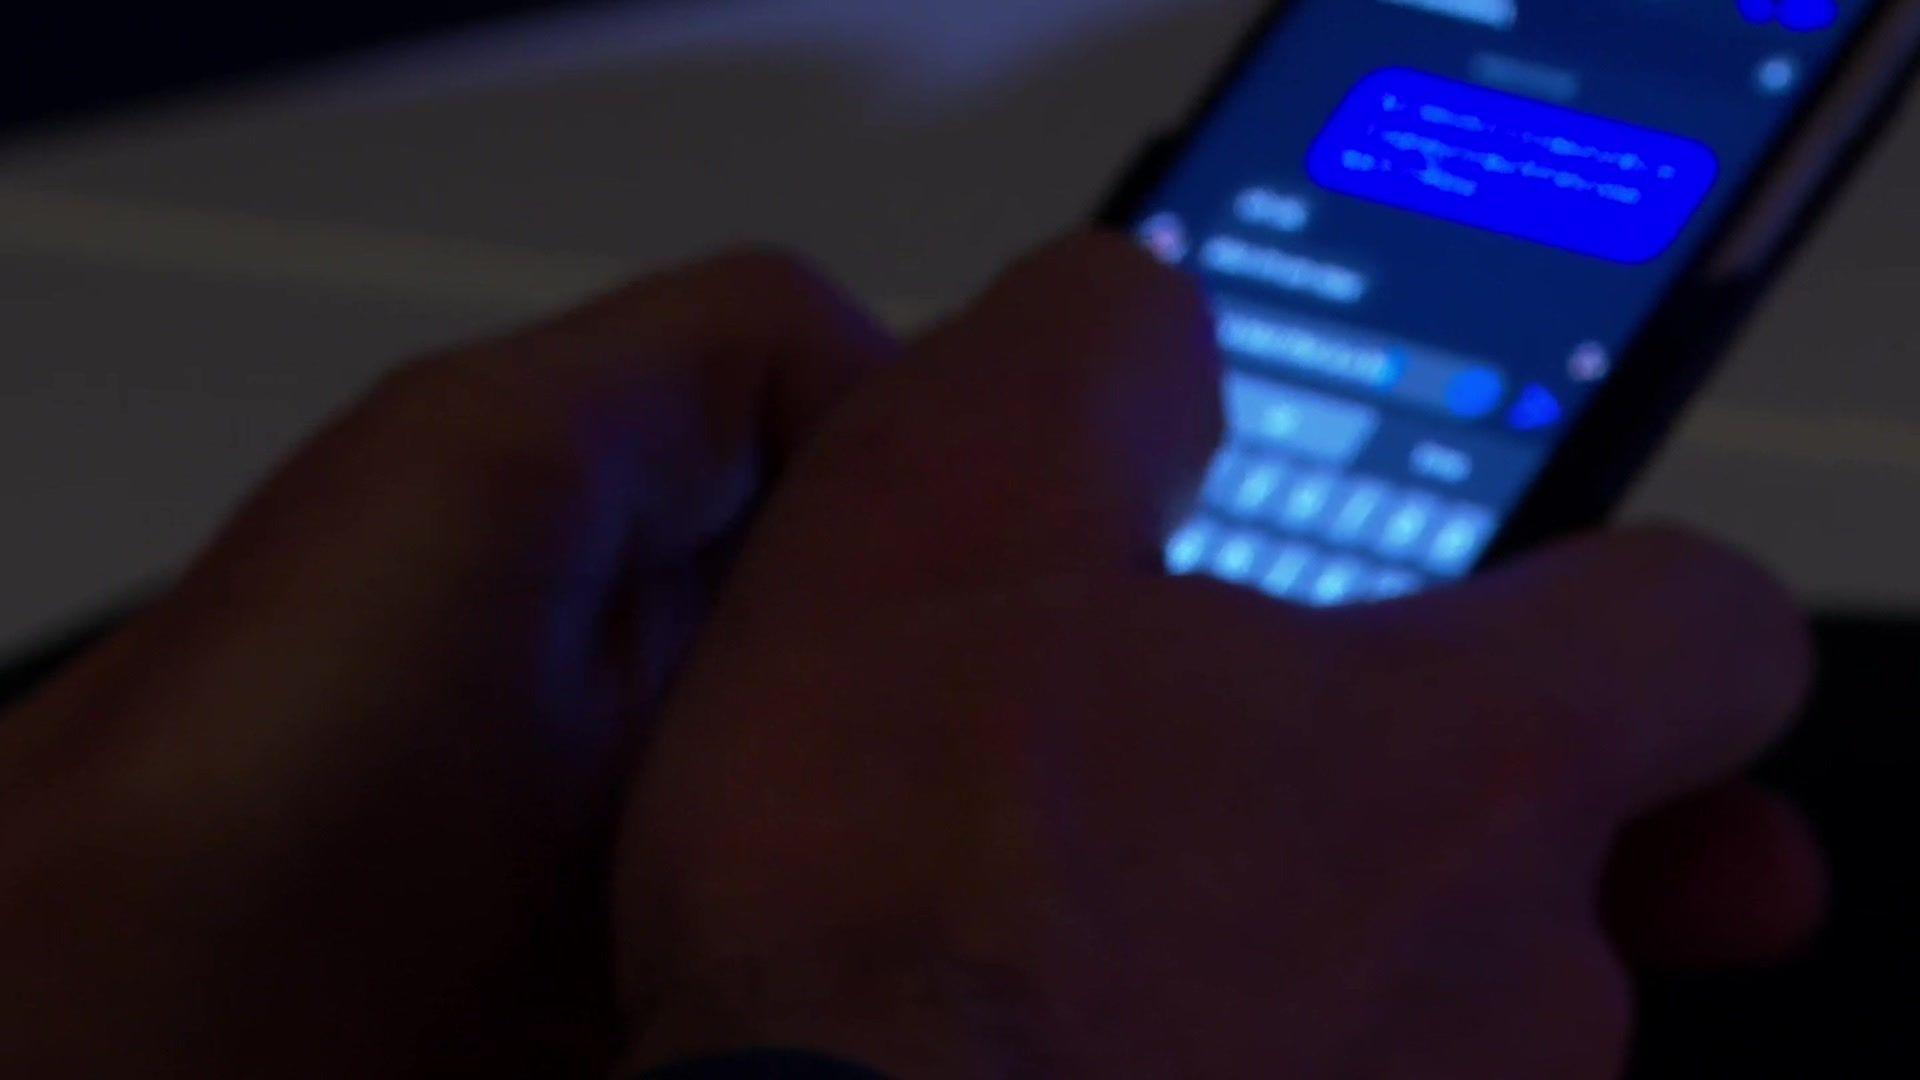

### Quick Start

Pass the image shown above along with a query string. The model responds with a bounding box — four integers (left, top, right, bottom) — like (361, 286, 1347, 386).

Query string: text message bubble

(1307, 69, 1720, 264)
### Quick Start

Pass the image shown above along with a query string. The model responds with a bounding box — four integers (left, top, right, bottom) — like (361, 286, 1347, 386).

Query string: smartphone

(1103, 0, 1920, 606)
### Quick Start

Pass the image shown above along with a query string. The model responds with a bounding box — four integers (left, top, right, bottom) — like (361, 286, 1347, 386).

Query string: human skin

(0, 236, 1821, 1078)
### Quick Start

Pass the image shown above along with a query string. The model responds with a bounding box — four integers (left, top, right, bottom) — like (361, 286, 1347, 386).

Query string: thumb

(726, 232, 1223, 619)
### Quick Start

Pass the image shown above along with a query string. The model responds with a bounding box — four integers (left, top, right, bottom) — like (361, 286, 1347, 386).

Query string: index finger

(726, 233, 1223, 618)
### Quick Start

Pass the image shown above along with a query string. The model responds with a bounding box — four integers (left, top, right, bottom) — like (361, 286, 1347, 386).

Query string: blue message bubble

(1306, 69, 1721, 264)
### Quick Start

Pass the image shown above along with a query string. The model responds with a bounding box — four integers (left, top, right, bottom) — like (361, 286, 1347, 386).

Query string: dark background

(5, 4, 572, 135)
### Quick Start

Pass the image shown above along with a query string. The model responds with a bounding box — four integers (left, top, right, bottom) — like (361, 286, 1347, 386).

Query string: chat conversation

(1306, 69, 1720, 264)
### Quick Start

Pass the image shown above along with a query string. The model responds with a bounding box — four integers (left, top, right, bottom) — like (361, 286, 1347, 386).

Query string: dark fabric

(637, 1049, 891, 1080)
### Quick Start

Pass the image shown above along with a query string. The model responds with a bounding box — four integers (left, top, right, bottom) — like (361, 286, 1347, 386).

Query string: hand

(615, 236, 1824, 1078)
(0, 252, 899, 1077)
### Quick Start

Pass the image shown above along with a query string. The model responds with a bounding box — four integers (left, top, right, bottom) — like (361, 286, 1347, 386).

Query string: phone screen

(1141, 0, 1875, 605)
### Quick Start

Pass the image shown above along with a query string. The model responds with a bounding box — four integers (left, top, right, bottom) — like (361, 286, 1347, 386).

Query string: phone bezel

(1098, 0, 1920, 573)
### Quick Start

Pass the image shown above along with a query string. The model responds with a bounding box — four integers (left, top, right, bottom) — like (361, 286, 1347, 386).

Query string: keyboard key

(1258, 542, 1319, 599)
(1426, 505, 1496, 575)
(1328, 478, 1392, 543)
(1200, 447, 1252, 508)
(1275, 469, 1339, 533)
(1166, 517, 1220, 575)
(1226, 459, 1292, 517)
(1375, 491, 1440, 558)
(1305, 556, 1370, 607)
(1370, 567, 1425, 600)
(1410, 439, 1475, 485)
(1209, 530, 1271, 585)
